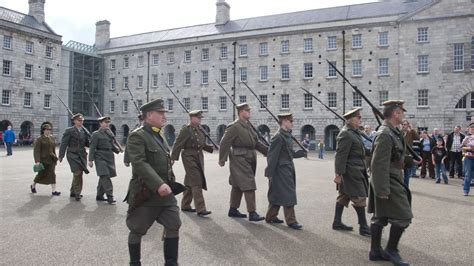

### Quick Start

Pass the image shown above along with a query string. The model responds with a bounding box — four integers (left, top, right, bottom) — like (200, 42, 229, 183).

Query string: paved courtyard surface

(0, 146, 473, 265)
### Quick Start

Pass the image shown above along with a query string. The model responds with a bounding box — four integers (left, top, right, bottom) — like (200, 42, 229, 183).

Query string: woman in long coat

(31, 122, 60, 196)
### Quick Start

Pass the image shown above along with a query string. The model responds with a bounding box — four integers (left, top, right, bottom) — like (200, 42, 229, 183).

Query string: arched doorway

(164, 125, 176, 146)
(301, 125, 316, 150)
(121, 124, 130, 144)
(201, 124, 211, 145)
(110, 124, 117, 136)
(217, 124, 226, 142)
(258, 124, 271, 142)
(324, 125, 340, 151)
(20, 121, 34, 146)
(0, 120, 12, 145)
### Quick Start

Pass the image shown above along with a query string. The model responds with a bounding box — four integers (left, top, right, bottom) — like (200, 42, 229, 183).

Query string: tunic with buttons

(88, 128, 120, 177)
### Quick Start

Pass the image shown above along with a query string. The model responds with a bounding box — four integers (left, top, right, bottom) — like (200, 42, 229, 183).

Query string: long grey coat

(59, 126, 89, 174)
(334, 124, 369, 197)
(368, 121, 413, 220)
(88, 128, 120, 177)
(265, 129, 305, 207)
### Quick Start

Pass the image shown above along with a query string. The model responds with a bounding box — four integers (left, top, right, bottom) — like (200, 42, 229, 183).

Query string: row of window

(3, 35, 54, 58)
(2, 60, 53, 81)
(1, 90, 52, 108)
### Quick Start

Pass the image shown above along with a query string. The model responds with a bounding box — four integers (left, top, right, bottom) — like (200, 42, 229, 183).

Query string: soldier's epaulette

(130, 126, 144, 134)
(226, 120, 238, 129)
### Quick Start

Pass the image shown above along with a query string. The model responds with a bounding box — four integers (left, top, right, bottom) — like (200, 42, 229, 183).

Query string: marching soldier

(171, 110, 214, 217)
(368, 100, 413, 265)
(218, 103, 268, 222)
(333, 108, 371, 236)
(264, 113, 306, 230)
(59, 113, 90, 201)
(125, 99, 182, 266)
(88, 116, 121, 204)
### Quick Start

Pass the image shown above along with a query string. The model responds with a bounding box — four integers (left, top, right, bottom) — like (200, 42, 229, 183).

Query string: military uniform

(59, 114, 89, 201)
(219, 103, 268, 221)
(171, 110, 213, 216)
(88, 116, 120, 204)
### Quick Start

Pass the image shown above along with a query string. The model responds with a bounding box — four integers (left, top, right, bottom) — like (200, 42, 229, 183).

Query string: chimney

(95, 20, 110, 48)
(28, 0, 45, 24)
(216, 0, 230, 26)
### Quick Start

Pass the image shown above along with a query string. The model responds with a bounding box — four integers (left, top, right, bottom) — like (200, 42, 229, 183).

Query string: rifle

(84, 90, 124, 153)
(241, 81, 307, 151)
(56, 95, 92, 138)
(326, 60, 421, 161)
(164, 83, 219, 149)
(125, 87, 142, 129)
(215, 80, 270, 146)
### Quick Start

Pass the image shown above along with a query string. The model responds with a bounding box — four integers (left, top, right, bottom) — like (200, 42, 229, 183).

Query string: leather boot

(385, 225, 409, 266)
(128, 243, 141, 266)
(332, 203, 353, 231)
(369, 223, 389, 261)
(228, 208, 247, 218)
(354, 206, 371, 236)
(249, 211, 265, 222)
(164, 237, 179, 266)
(106, 195, 116, 205)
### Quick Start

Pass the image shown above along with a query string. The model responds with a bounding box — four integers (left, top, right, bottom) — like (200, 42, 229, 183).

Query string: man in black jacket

(446, 126, 465, 179)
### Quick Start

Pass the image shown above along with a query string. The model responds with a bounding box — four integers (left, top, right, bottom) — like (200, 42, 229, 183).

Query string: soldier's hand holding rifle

(157, 183, 172, 196)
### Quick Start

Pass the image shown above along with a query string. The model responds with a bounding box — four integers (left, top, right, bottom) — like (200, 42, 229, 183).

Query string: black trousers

(448, 151, 463, 177)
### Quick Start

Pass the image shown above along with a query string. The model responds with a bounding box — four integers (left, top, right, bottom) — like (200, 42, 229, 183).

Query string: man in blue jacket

(3, 126, 16, 156)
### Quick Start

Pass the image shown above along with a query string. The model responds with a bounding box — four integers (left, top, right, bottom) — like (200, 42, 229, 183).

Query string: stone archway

(121, 124, 130, 144)
(258, 124, 271, 143)
(20, 121, 34, 146)
(301, 124, 316, 150)
(164, 125, 176, 146)
(324, 125, 340, 151)
(201, 124, 211, 145)
(217, 124, 226, 143)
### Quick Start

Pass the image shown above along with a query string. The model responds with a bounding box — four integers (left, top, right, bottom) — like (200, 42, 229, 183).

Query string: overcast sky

(0, 0, 377, 45)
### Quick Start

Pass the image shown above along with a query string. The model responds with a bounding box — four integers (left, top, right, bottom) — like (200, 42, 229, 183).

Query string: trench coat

(59, 126, 89, 174)
(88, 128, 120, 177)
(33, 134, 57, 184)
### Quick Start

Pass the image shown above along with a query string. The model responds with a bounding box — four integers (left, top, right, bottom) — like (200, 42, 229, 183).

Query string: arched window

(455, 92, 474, 109)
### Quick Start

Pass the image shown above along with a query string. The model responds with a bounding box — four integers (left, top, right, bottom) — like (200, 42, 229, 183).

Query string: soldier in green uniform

(125, 99, 181, 266)
(219, 103, 268, 222)
(368, 100, 412, 265)
(264, 113, 306, 230)
(59, 113, 90, 201)
(124, 114, 144, 167)
(333, 108, 371, 236)
(171, 110, 214, 217)
(88, 116, 121, 204)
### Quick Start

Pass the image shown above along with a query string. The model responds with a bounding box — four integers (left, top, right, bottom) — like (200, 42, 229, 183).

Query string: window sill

(259, 80, 268, 83)
(280, 52, 290, 55)
(239, 55, 248, 58)
(327, 48, 337, 51)
(24, 77, 33, 80)
(183, 61, 191, 64)
(201, 59, 209, 62)
(303, 50, 313, 53)
(122, 112, 129, 114)
(378, 74, 390, 77)
(303, 108, 313, 111)
(259, 54, 269, 57)
(352, 75, 363, 78)
(219, 109, 227, 112)
(25, 52, 34, 55)
(109, 112, 115, 114)
(123, 67, 129, 69)
(377, 45, 389, 48)
(46, 56, 53, 60)
(219, 81, 228, 84)
(109, 88, 116, 91)
(201, 83, 209, 86)
(219, 58, 228, 60)
(280, 108, 290, 111)
(2, 74, 12, 78)
(23, 106, 32, 108)
(280, 78, 290, 82)
(183, 84, 191, 87)
(110, 68, 116, 70)
(151, 86, 158, 88)
(416, 106, 430, 109)
(43, 107, 51, 110)
(303, 77, 314, 80)
(2, 47, 12, 51)
(417, 71, 430, 75)
(416, 41, 429, 44)
(326, 76, 337, 79)
(137, 65, 144, 68)
(167, 62, 175, 65)
(44, 80, 53, 83)
(352, 46, 363, 49)
(453, 70, 464, 73)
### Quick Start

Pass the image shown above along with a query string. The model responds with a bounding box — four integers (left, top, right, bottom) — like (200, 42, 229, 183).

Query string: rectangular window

(2, 90, 11, 105)
(281, 64, 290, 80)
(304, 63, 313, 79)
(168, 73, 174, 86)
(45, 68, 52, 82)
(328, 61, 337, 77)
(3, 60, 11, 76)
(201, 70, 209, 84)
(122, 100, 128, 113)
(24, 92, 32, 107)
(44, 94, 51, 108)
(281, 40, 289, 53)
(3, 35, 12, 49)
(259, 66, 268, 81)
(352, 60, 362, 76)
(259, 95, 268, 109)
(304, 38, 313, 52)
(378, 32, 388, 46)
(417, 27, 428, 43)
(167, 98, 174, 111)
(259, 42, 268, 56)
(184, 50, 192, 63)
(454, 43, 464, 71)
(220, 46, 228, 59)
(418, 89, 428, 107)
(110, 59, 116, 69)
(353, 92, 362, 107)
(239, 95, 246, 103)
(152, 54, 159, 65)
(25, 64, 33, 79)
(45, 46, 53, 58)
(281, 94, 289, 109)
(202, 48, 209, 61)
(123, 57, 129, 68)
(220, 69, 228, 83)
(184, 72, 191, 85)
(137, 55, 144, 67)
(379, 91, 389, 106)
(418, 55, 429, 73)
(201, 97, 208, 111)
(352, 34, 362, 48)
(167, 52, 175, 64)
(378, 58, 389, 75)
(328, 92, 337, 108)
(219, 96, 227, 111)
(26, 41, 34, 54)
(304, 93, 312, 109)
(123, 77, 129, 89)
(109, 100, 115, 113)
(239, 67, 247, 82)
(110, 78, 116, 90)
(152, 74, 158, 87)
(239, 44, 247, 57)
(183, 98, 190, 110)
(137, 75, 143, 88)
(327, 36, 337, 50)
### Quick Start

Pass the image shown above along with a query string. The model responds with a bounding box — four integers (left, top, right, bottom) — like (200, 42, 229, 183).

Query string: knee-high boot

(164, 237, 179, 266)
(128, 243, 141, 266)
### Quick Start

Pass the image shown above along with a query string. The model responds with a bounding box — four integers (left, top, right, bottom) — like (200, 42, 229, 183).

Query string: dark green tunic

(59, 126, 89, 174)
(33, 135, 57, 185)
(88, 128, 120, 177)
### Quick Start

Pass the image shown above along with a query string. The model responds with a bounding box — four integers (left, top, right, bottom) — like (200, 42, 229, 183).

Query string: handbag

(33, 162, 45, 172)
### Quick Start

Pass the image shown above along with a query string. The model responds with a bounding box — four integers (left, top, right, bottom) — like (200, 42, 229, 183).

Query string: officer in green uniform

(264, 113, 306, 230)
(368, 100, 413, 265)
(171, 110, 214, 217)
(219, 103, 268, 222)
(88, 116, 121, 204)
(333, 108, 371, 236)
(125, 99, 181, 266)
(59, 113, 90, 201)
(124, 114, 144, 167)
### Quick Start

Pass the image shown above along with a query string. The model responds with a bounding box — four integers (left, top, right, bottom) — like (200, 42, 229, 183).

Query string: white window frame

(239, 95, 247, 103)
(152, 54, 159, 65)
(25, 41, 34, 54)
(220, 46, 228, 59)
(123, 77, 129, 89)
(281, 94, 289, 110)
(328, 61, 337, 78)
(417, 27, 429, 43)
(281, 40, 289, 53)
(110, 59, 116, 69)
(418, 89, 429, 107)
(2, 90, 11, 106)
(109, 100, 115, 113)
(327, 36, 337, 50)
(220, 69, 228, 83)
(352, 34, 362, 48)
(122, 100, 129, 113)
(219, 96, 227, 111)
(259, 95, 268, 110)
(3, 35, 12, 49)
(378, 58, 389, 76)
(137, 75, 143, 88)
(123, 57, 129, 68)
(417, 55, 429, 73)
(45, 46, 53, 58)
(454, 43, 464, 71)
(304, 93, 313, 109)
(45, 67, 52, 82)
(24, 92, 32, 107)
(378, 32, 389, 47)
(379, 91, 389, 106)
(201, 48, 209, 61)
(259, 42, 268, 56)
(44, 94, 51, 109)
(25, 64, 33, 79)
(184, 50, 192, 63)
(183, 97, 190, 110)
(353, 92, 362, 107)
(167, 52, 175, 64)
(167, 98, 174, 111)
(259, 66, 268, 82)
(201, 97, 208, 111)
(184, 72, 191, 86)
(168, 73, 174, 87)
(328, 92, 337, 108)
(3, 60, 11, 76)
(137, 55, 144, 67)
(239, 44, 247, 57)
(352, 60, 362, 77)
(281, 64, 290, 80)
(201, 70, 209, 85)
(239, 67, 247, 82)
(152, 74, 158, 87)
(304, 63, 313, 79)
(304, 38, 313, 52)
(110, 78, 116, 90)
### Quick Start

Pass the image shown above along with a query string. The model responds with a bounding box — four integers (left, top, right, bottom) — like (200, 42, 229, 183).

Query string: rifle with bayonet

(56, 95, 92, 138)
(164, 83, 219, 150)
(125, 87, 143, 129)
(215, 80, 270, 146)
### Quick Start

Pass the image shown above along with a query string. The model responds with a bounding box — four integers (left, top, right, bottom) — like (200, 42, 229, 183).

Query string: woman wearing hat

(31, 122, 60, 196)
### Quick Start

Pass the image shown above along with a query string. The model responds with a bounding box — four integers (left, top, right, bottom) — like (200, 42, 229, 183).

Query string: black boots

(249, 211, 265, 222)
(385, 226, 409, 266)
(228, 208, 247, 218)
(369, 223, 389, 261)
(354, 206, 371, 236)
(164, 237, 179, 266)
(106, 195, 116, 205)
(332, 203, 353, 231)
(128, 243, 141, 266)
